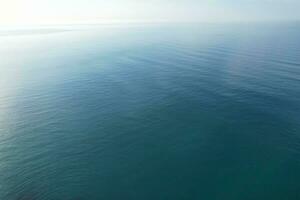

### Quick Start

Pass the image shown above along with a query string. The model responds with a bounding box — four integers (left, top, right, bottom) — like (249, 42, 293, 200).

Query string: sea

(0, 22, 300, 200)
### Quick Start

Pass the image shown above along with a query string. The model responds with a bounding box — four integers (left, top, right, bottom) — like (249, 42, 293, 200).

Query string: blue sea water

(0, 22, 300, 200)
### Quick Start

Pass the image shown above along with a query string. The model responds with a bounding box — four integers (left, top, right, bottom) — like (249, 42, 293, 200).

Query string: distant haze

(1, 0, 300, 25)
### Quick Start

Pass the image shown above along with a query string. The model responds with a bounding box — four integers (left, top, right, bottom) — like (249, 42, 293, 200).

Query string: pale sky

(1, 0, 300, 25)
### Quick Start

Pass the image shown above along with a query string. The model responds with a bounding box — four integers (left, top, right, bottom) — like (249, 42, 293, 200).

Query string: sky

(1, 0, 300, 25)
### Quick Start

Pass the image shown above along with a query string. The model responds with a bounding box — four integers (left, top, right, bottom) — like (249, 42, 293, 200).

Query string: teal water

(0, 23, 300, 200)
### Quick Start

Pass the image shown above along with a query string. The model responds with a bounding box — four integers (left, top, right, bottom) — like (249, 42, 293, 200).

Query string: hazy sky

(1, 0, 300, 25)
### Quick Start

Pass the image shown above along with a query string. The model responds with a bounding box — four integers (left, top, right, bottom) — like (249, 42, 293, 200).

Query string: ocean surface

(0, 22, 300, 200)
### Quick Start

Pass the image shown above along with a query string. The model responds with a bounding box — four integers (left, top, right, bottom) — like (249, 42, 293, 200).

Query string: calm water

(0, 23, 300, 200)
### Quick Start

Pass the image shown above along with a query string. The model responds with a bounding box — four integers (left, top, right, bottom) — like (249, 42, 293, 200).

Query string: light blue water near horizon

(0, 22, 300, 200)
